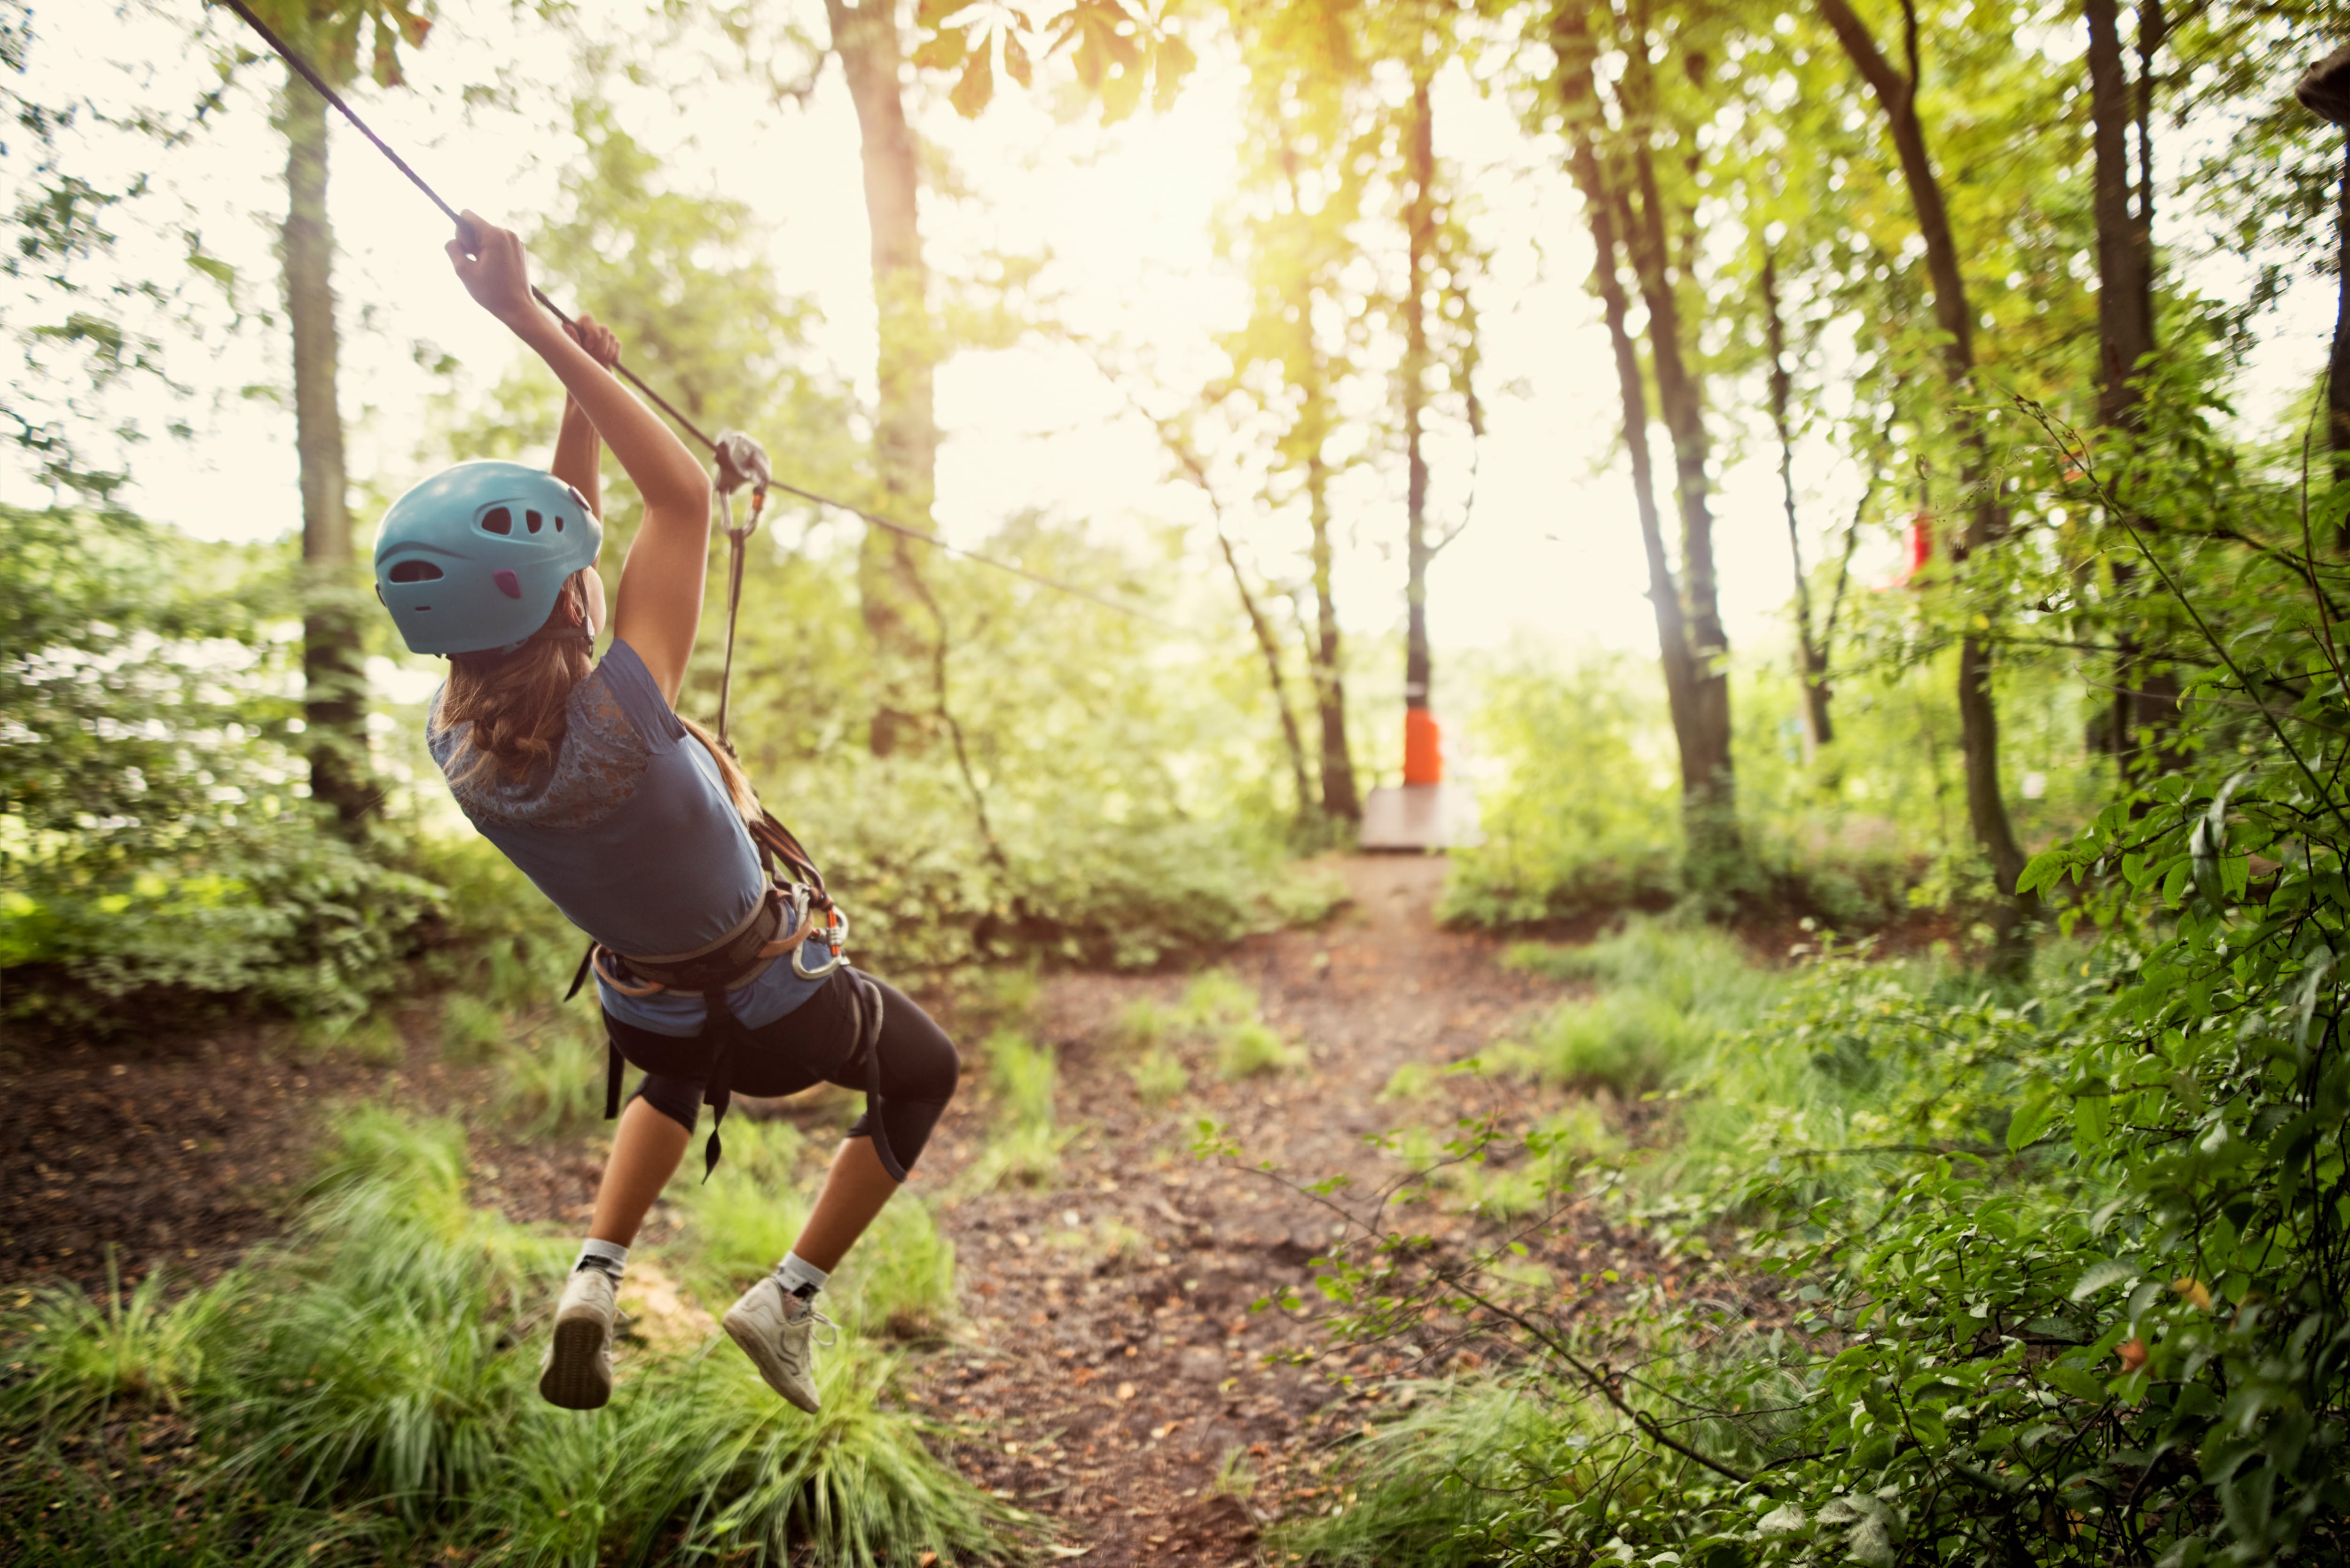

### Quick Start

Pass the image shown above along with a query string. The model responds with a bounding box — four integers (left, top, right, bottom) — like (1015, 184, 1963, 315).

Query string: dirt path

(905, 857, 1576, 1564)
(1, 857, 1584, 1563)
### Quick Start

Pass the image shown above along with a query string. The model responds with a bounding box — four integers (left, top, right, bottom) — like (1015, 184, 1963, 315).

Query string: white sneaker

(539, 1267, 617, 1410)
(722, 1276, 835, 1413)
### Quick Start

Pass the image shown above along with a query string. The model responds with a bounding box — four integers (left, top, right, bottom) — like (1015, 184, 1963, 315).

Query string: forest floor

(0, 857, 1703, 1565)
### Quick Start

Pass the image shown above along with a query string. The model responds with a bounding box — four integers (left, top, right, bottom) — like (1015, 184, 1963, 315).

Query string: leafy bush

(1438, 653, 1682, 927)
(490, 1006, 611, 1139)
(674, 1117, 958, 1342)
(438, 993, 509, 1063)
(0, 505, 446, 1033)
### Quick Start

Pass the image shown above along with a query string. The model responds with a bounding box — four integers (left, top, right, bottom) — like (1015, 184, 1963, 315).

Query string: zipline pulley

(712, 429, 771, 749)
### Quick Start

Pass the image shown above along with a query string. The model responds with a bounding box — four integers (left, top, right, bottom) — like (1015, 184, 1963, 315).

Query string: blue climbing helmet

(372, 460, 603, 656)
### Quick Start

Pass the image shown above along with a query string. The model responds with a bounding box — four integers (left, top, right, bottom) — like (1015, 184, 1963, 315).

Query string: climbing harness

(561, 801, 895, 1182)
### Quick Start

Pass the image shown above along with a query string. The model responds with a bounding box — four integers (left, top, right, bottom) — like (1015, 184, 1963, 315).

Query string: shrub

(1437, 653, 1681, 928)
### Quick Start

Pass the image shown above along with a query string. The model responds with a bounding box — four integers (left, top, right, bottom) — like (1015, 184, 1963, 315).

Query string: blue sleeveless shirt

(427, 638, 828, 1037)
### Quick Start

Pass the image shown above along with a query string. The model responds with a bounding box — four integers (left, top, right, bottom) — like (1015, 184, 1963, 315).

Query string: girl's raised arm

(550, 313, 621, 521)
(447, 214, 712, 702)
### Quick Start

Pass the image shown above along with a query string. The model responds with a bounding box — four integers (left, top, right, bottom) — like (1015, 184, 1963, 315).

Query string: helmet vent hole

(388, 560, 444, 583)
(526, 510, 543, 533)
(480, 507, 513, 535)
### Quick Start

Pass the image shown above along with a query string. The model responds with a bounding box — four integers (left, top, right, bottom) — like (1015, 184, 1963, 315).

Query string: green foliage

(673, 1116, 959, 1344)
(0, 1108, 1005, 1565)
(1127, 1044, 1190, 1105)
(1440, 652, 1681, 928)
(489, 1006, 611, 1140)
(1218, 1017, 1304, 1079)
(1179, 967, 1259, 1030)
(967, 1029, 1067, 1190)
(437, 992, 507, 1064)
(1265, 477, 2350, 1563)
(1506, 920, 1780, 1096)
(2, 1256, 225, 1427)
(1279, 1382, 1604, 1568)
(0, 505, 443, 1033)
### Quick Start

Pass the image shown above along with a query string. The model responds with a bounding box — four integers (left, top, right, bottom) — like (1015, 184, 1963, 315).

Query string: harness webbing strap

(847, 972, 908, 1182)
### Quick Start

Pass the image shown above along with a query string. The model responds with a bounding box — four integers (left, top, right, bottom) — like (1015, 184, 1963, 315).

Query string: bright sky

(10, 0, 2338, 717)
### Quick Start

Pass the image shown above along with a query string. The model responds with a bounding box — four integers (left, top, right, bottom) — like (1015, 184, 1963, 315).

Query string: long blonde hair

(432, 569, 760, 825)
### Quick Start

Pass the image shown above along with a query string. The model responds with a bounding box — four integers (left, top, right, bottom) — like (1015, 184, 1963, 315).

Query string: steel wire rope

(214, 0, 1175, 632)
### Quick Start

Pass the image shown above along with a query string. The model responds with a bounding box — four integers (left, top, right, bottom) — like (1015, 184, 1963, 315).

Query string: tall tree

(1218, 0, 1373, 825)
(1402, 70, 1437, 739)
(1391, 50, 1484, 785)
(246, 1, 431, 831)
(1760, 248, 1837, 751)
(2087, 0, 2177, 770)
(1815, 0, 2034, 967)
(822, 0, 1198, 754)
(1551, 0, 1737, 866)
(823, 0, 939, 756)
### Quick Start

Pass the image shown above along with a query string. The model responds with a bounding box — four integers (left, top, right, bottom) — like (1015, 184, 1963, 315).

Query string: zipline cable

(215, 0, 1172, 632)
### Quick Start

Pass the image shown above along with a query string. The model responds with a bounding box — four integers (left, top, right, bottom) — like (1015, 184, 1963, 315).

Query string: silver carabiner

(791, 905, 849, 980)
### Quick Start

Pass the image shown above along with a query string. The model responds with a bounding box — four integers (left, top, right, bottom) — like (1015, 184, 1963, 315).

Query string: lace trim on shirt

(432, 669, 650, 830)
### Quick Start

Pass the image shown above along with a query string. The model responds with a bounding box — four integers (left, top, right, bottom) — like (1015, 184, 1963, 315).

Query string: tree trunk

(280, 72, 368, 830)
(1215, 526, 1315, 824)
(2088, 0, 2154, 430)
(1402, 74, 1434, 729)
(1762, 249, 1833, 750)
(1306, 436, 1360, 823)
(1612, 168, 1736, 860)
(1816, 0, 2032, 967)
(2330, 136, 2350, 502)
(1551, 7, 1702, 813)
(2088, 0, 2175, 772)
(827, 0, 939, 755)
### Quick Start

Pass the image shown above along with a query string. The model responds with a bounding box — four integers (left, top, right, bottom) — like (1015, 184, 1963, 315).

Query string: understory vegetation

(0, 1110, 1006, 1566)
(1275, 613, 2350, 1565)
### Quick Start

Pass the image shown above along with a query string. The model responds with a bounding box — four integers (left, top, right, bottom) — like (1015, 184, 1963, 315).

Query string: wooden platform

(1359, 783, 1483, 852)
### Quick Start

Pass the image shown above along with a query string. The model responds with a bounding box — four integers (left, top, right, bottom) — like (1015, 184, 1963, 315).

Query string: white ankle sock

(775, 1251, 829, 1298)
(576, 1239, 629, 1280)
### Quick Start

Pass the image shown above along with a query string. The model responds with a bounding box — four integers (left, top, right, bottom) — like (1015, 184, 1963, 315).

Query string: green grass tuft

(967, 1030, 1068, 1189)
(1218, 1017, 1304, 1079)
(1128, 1044, 1190, 1105)
(1178, 967, 1258, 1030)
(438, 992, 509, 1063)
(491, 1008, 608, 1139)
(1, 1105, 1010, 1566)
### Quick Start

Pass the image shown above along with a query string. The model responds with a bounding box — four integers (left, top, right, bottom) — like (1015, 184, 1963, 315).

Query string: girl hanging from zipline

(371, 213, 959, 1413)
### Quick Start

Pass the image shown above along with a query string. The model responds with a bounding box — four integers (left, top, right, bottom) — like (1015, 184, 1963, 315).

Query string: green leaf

(2069, 1258, 2139, 1301)
(2018, 848, 2067, 895)
(2007, 1088, 2059, 1152)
